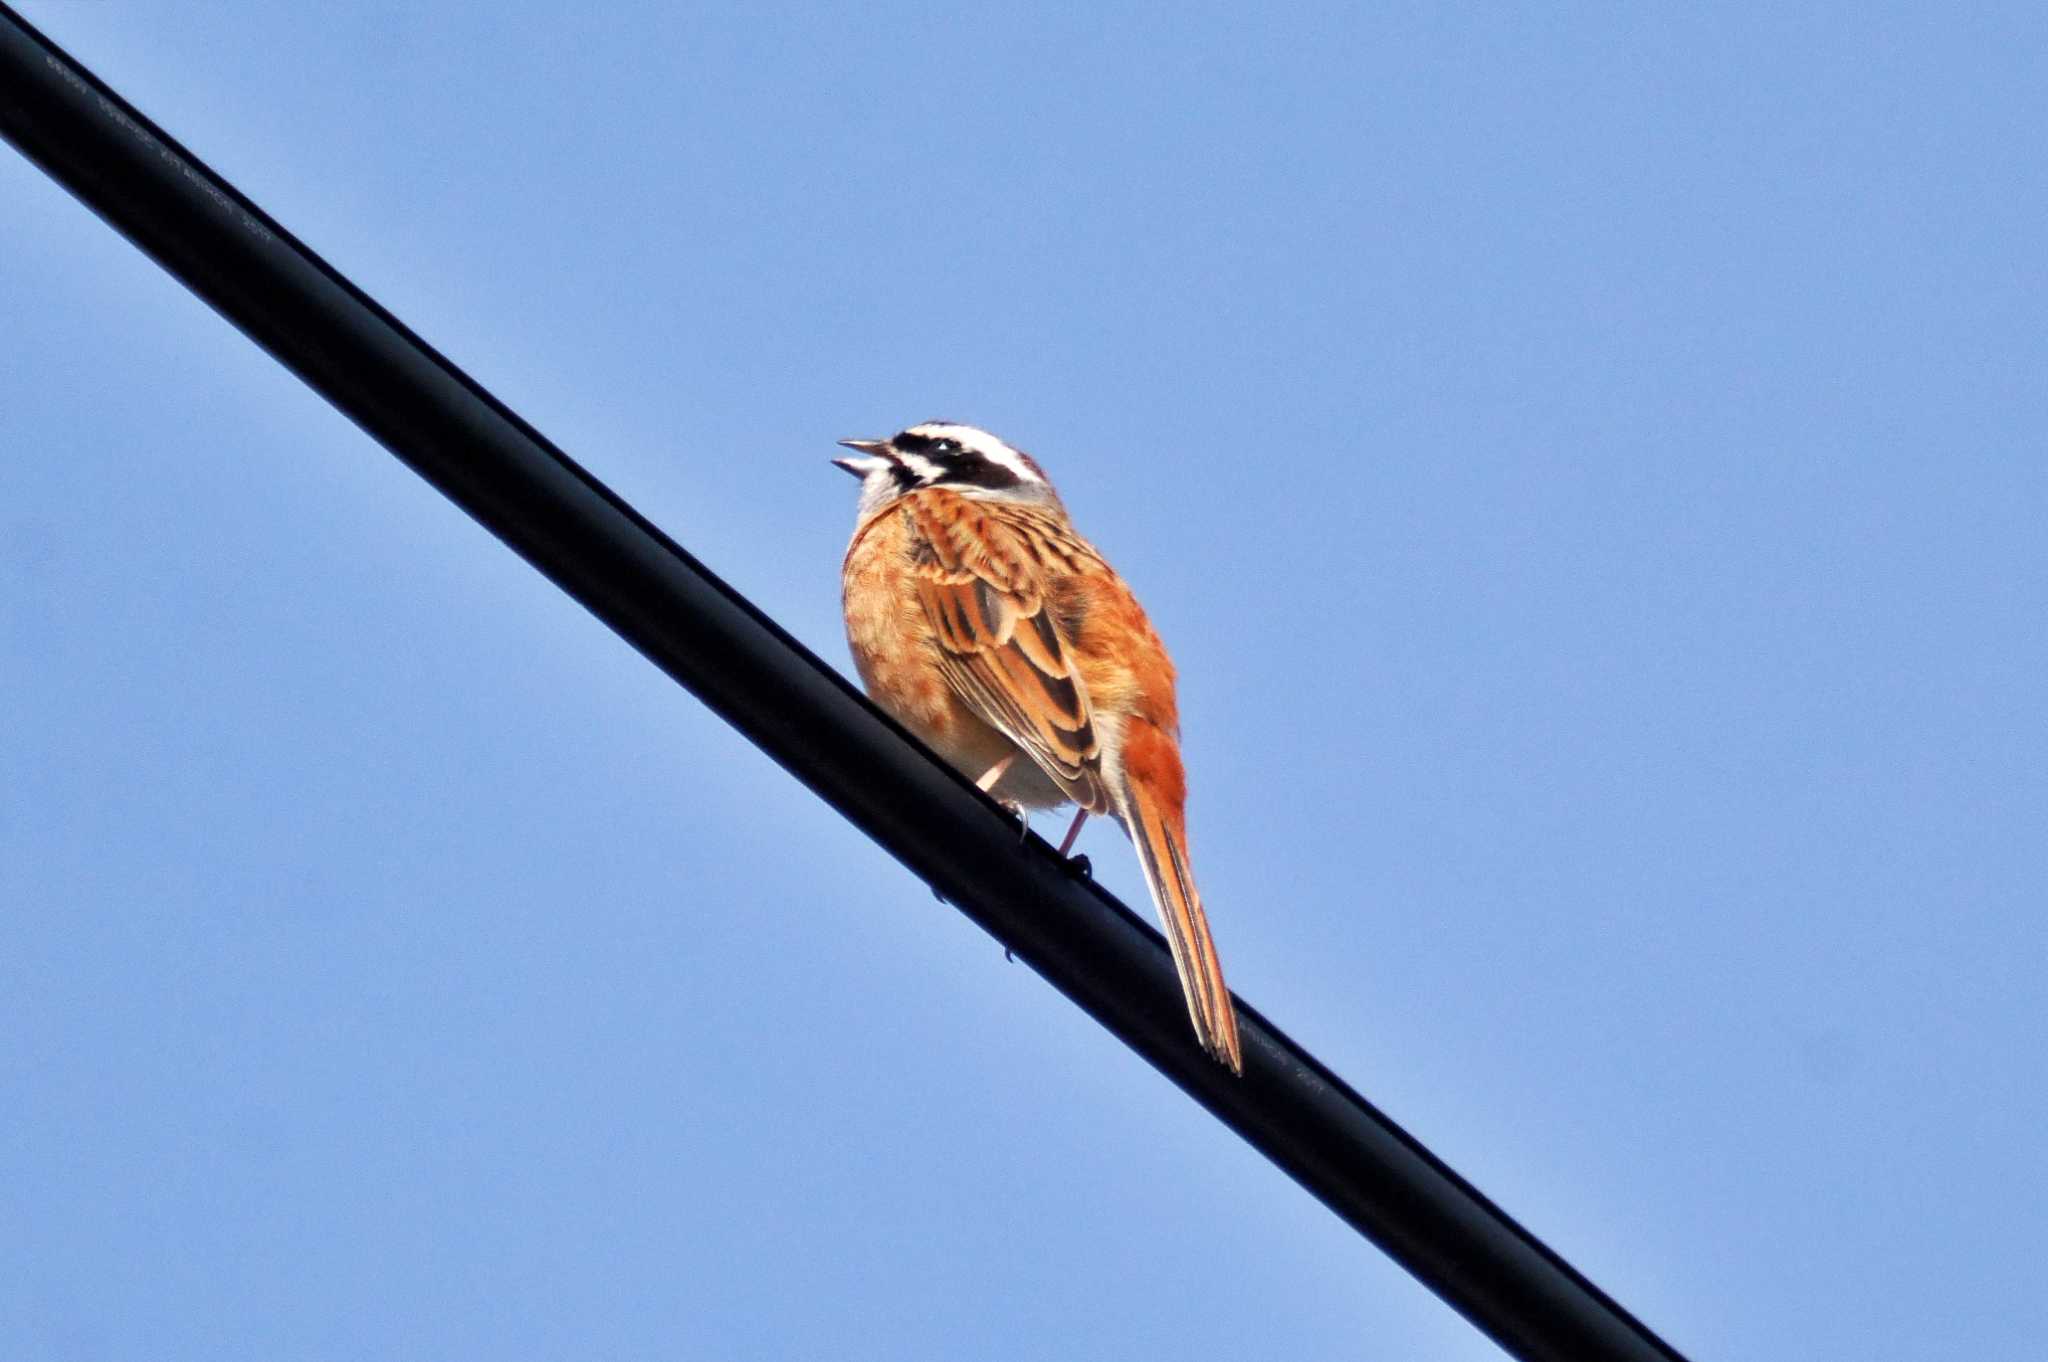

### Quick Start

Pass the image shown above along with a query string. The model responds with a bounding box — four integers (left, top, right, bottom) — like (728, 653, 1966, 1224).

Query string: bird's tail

(1112, 722, 1242, 1075)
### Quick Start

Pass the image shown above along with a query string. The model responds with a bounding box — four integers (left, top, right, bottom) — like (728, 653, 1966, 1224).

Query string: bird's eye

(932, 439, 959, 455)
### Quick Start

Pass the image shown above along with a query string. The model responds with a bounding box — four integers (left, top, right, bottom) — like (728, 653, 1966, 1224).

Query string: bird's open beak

(833, 438, 894, 476)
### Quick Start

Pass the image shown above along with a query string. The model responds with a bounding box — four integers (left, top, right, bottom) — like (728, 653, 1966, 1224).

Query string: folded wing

(904, 492, 1108, 813)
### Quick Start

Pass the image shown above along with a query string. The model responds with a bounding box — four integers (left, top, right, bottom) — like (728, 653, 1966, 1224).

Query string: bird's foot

(999, 799, 1030, 844)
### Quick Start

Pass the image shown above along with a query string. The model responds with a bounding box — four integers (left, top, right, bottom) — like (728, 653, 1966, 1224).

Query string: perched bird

(834, 422, 1242, 1074)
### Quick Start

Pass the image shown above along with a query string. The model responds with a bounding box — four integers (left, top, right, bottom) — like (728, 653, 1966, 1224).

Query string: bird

(833, 421, 1242, 1074)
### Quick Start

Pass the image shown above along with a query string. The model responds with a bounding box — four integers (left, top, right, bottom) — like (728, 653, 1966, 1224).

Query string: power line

(0, 9, 1689, 1361)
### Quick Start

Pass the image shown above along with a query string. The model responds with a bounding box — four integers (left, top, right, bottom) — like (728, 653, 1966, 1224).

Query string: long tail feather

(1113, 739, 1242, 1075)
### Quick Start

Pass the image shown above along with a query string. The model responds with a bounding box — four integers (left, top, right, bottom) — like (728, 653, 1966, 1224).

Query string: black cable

(0, 8, 1690, 1361)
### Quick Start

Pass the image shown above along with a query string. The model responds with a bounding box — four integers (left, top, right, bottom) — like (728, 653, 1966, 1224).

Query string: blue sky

(4, 3, 2043, 1358)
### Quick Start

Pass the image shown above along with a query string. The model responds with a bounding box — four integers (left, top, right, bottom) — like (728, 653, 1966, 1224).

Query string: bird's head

(833, 422, 1058, 519)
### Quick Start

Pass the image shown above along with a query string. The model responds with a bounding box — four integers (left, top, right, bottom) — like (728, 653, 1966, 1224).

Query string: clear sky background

(3, 4, 2042, 1359)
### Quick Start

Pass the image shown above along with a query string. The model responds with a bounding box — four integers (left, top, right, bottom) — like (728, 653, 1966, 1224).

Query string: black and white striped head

(833, 422, 1058, 520)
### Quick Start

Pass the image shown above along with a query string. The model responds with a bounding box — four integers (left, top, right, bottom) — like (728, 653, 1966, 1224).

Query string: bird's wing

(900, 490, 1108, 811)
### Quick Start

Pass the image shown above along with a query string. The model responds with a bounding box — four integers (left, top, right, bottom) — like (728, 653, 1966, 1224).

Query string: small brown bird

(834, 422, 1242, 1074)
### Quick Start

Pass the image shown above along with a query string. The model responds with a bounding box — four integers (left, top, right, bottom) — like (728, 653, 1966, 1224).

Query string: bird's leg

(973, 754, 1031, 842)
(974, 755, 1017, 792)
(1058, 809, 1092, 878)
(1056, 809, 1089, 856)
